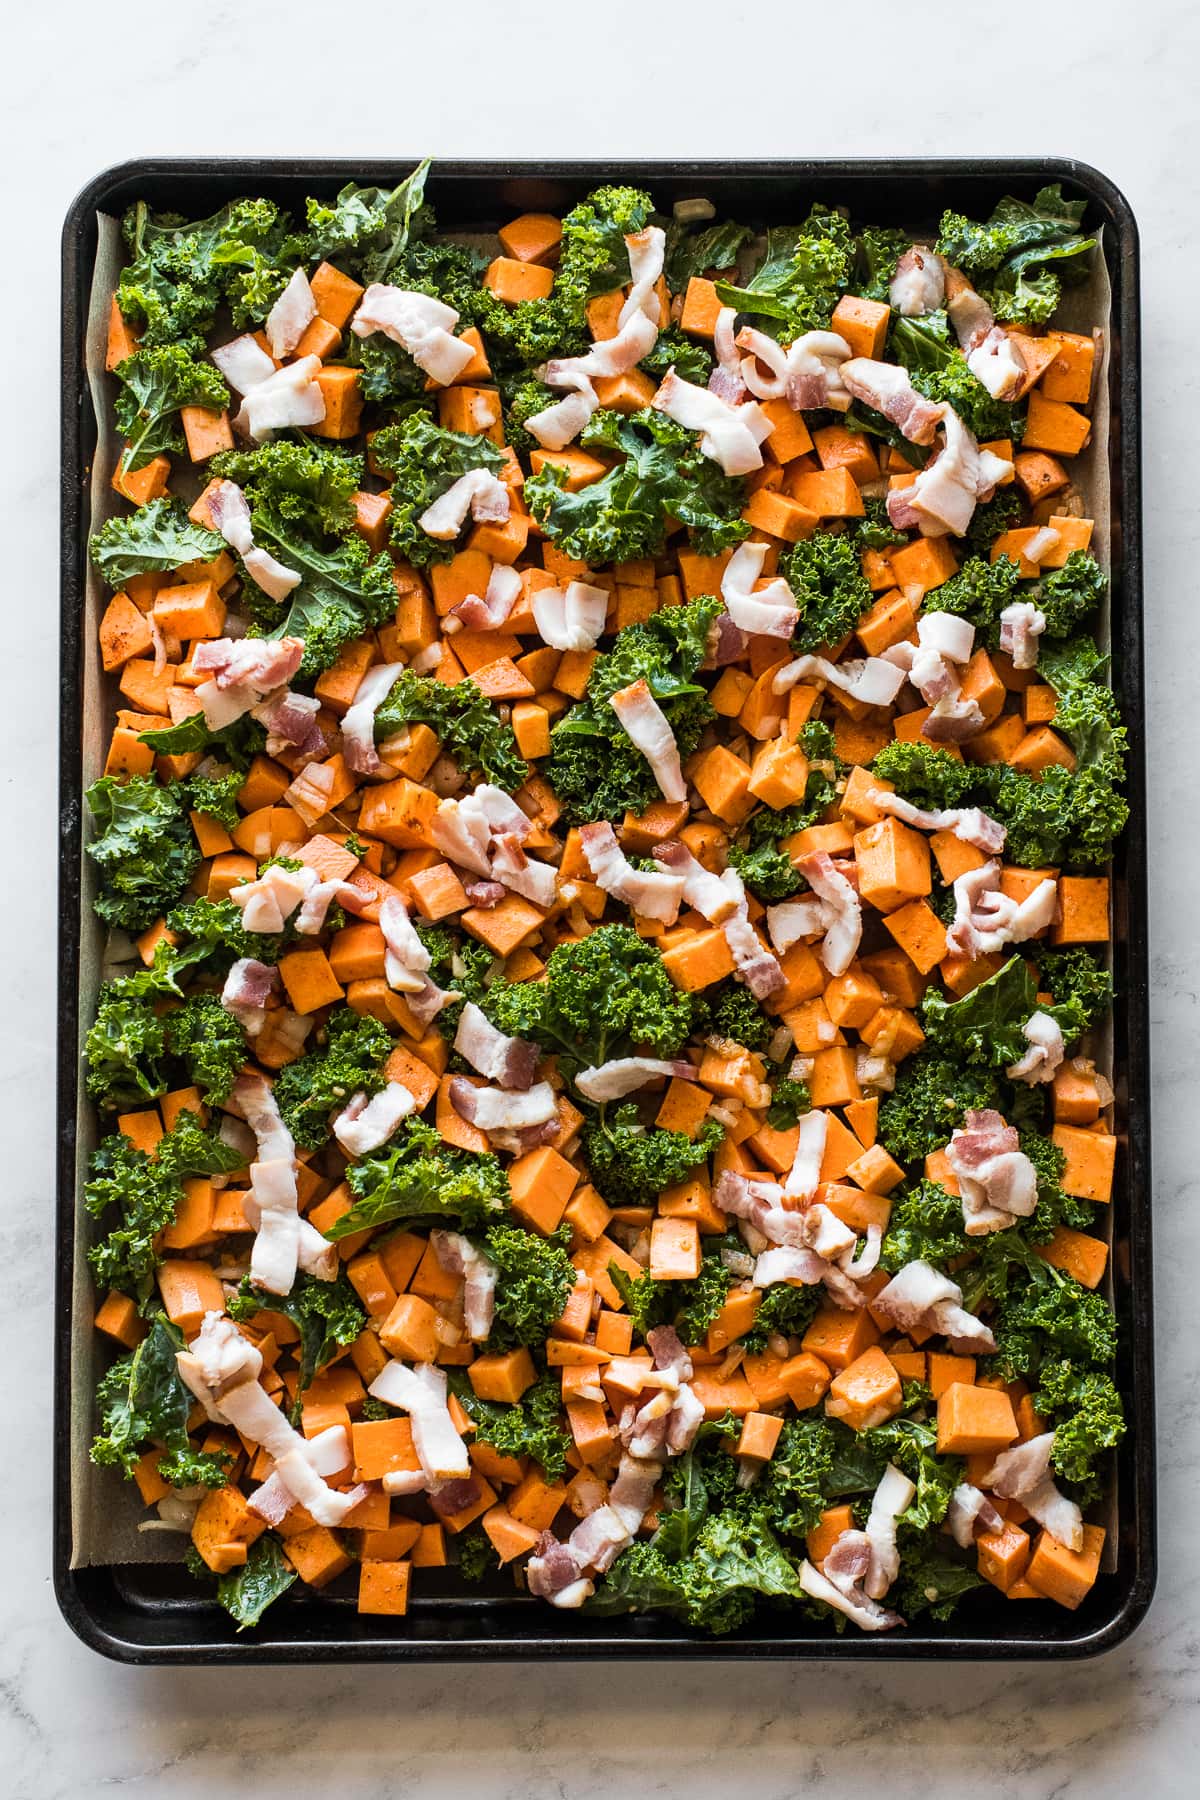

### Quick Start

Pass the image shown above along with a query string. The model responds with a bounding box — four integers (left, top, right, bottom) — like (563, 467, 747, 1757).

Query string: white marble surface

(4, 0, 1198, 1792)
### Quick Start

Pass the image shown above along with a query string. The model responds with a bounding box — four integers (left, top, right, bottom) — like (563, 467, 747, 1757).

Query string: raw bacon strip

(889, 246, 945, 317)
(253, 689, 324, 756)
(574, 1057, 696, 1103)
(947, 1108, 1039, 1236)
(488, 833, 558, 909)
(418, 469, 510, 540)
(839, 358, 945, 444)
(796, 851, 862, 977)
(619, 226, 666, 328)
(946, 1483, 1005, 1549)
(445, 564, 523, 635)
(722, 908, 786, 1000)
(332, 1082, 417, 1157)
(454, 1002, 540, 1091)
(709, 308, 748, 405)
(449, 1077, 559, 1135)
(867, 787, 1006, 856)
(781, 331, 854, 412)
(379, 893, 432, 994)
(265, 267, 317, 360)
(799, 1556, 903, 1632)
(1007, 1012, 1066, 1085)
(783, 1109, 827, 1201)
(207, 480, 302, 604)
(236, 355, 326, 440)
(720, 541, 799, 640)
(211, 333, 277, 395)
(431, 1230, 498, 1342)
(341, 662, 404, 776)
(872, 1258, 997, 1354)
(608, 678, 688, 803)
(350, 285, 475, 386)
(945, 861, 1058, 960)
(531, 580, 609, 652)
(220, 958, 279, 1037)
(651, 368, 774, 476)
(984, 1433, 1084, 1552)
(193, 635, 305, 730)
(652, 841, 742, 924)
(579, 821, 684, 924)
(862, 1463, 917, 1598)
(368, 1360, 472, 1484)
(772, 652, 906, 709)
(886, 407, 1011, 539)
(999, 600, 1048, 670)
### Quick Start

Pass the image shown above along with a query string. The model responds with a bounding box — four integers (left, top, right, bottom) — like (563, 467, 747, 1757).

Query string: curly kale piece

(303, 159, 432, 283)
(372, 667, 528, 791)
(936, 185, 1094, 325)
(585, 1111, 724, 1211)
(743, 1280, 821, 1355)
(663, 219, 751, 292)
(726, 840, 801, 903)
(640, 324, 715, 388)
(210, 439, 363, 539)
(877, 1054, 1002, 1163)
(698, 981, 774, 1056)
(328, 1118, 509, 1237)
(890, 316, 1021, 443)
(85, 979, 169, 1111)
(449, 1369, 573, 1482)
(1035, 948, 1113, 1025)
(86, 1114, 243, 1305)
(989, 1262, 1118, 1382)
(118, 196, 299, 344)
(869, 740, 980, 811)
(482, 1225, 575, 1352)
(714, 207, 853, 341)
(1033, 1361, 1125, 1498)
(113, 346, 230, 472)
(855, 225, 913, 303)
(781, 530, 875, 652)
(527, 408, 749, 565)
(164, 994, 248, 1105)
(507, 925, 698, 1072)
(85, 776, 200, 934)
(920, 953, 1094, 1070)
(89, 498, 226, 587)
(272, 1008, 394, 1149)
(370, 412, 507, 570)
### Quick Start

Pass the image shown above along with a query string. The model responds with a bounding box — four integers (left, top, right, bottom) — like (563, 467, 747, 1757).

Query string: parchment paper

(70, 209, 1119, 1572)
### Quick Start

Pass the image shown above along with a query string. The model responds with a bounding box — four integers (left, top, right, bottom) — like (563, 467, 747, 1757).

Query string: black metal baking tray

(56, 157, 1154, 1663)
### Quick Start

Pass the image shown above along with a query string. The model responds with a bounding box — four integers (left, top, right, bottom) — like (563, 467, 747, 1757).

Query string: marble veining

(3, 0, 1199, 1793)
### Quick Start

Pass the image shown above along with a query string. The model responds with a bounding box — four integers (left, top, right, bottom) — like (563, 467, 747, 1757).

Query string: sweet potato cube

(509, 1145, 579, 1233)
(1041, 332, 1096, 406)
(190, 1484, 267, 1574)
(1022, 391, 1091, 457)
(660, 928, 737, 993)
(737, 1411, 784, 1462)
(854, 817, 931, 913)
(825, 1345, 903, 1431)
(278, 948, 344, 1015)
(357, 1559, 411, 1615)
(779, 1351, 833, 1411)
(157, 1259, 225, 1337)
(352, 1418, 420, 1483)
(801, 1305, 879, 1372)
(1035, 1224, 1109, 1292)
(285, 1524, 353, 1588)
(936, 1381, 1018, 1455)
(806, 1503, 856, 1566)
(469, 1348, 538, 1405)
(648, 1217, 702, 1281)
(1024, 1523, 1105, 1609)
(882, 899, 947, 975)
(976, 1523, 1032, 1593)
(831, 293, 891, 361)
(680, 276, 723, 338)
(379, 1293, 441, 1364)
(310, 261, 365, 329)
(1051, 1125, 1116, 1202)
(484, 255, 554, 303)
(312, 365, 363, 440)
(1052, 876, 1109, 944)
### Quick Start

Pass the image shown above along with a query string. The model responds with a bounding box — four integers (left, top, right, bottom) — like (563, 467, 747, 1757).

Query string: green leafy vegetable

(163, 995, 248, 1105)
(547, 596, 720, 823)
(228, 1271, 365, 1421)
(89, 498, 225, 587)
(92, 1315, 229, 1485)
(273, 1008, 394, 1149)
(920, 954, 1091, 1070)
(937, 185, 1094, 325)
(714, 207, 852, 341)
(373, 667, 528, 791)
(890, 316, 1020, 443)
(85, 776, 200, 934)
(877, 1054, 1001, 1163)
(527, 407, 749, 567)
(370, 412, 507, 569)
(210, 439, 363, 539)
(663, 218, 751, 291)
(113, 346, 229, 471)
(85, 979, 169, 1110)
(505, 924, 698, 1072)
(450, 1368, 573, 1481)
(781, 530, 874, 652)
(118, 196, 298, 345)
(585, 1110, 723, 1211)
(303, 159, 431, 284)
(329, 1118, 509, 1237)
(482, 1225, 575, 1351)
(610, 1232, 736, 1345)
